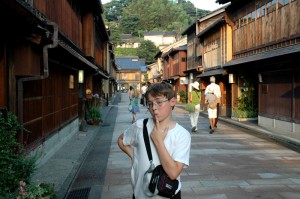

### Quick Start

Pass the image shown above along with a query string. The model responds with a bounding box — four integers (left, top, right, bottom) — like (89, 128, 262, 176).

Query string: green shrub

(15, 181, 55, 199)
(115, 48, 138, 56)
(233, 75, 258, 118)
(178, 90, 187, 103)
(0, 108, 36, 197)
(232, 108, 258, 118)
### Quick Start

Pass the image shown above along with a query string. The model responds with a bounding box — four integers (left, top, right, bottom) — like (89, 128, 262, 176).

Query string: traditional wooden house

(108, 42, 118, 100)
(195, 5, 232, 115)
(218, 0, 300, 134)
(0, 0, 112, 152)
(116, 34, 140, 48)
(154, 38, 187, 84)
(116, 56, 147, 91)
(181, 20, 202, 91)
(161, 45, 188, 98)
(146, 62, 160, 83)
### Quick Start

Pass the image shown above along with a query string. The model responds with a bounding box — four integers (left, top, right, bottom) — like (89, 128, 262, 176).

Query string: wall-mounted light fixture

(69, 75, 74, 89)
(258, 73, 263, 83)
(229, 73, 235, 84)
(78, 70, 84, 83)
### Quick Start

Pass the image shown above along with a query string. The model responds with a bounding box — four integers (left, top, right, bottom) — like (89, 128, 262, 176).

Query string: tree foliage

(115, 48, 138, 56)
(137, 40, 159, 65)
(103, 0, 130, 22)
(103, 0, 210, 64)
(103, 0, 210, 44)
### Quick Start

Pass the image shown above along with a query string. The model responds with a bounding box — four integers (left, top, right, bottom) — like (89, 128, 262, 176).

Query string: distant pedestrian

(129, 86, 133, 99)
(205, 76, 221, 128)
(188, 81, 201, 133)
(118, 81, 191, 198)
(141, 83, 147, 106)
(205, 87, 217, 134)
(129, 84, 140, 123)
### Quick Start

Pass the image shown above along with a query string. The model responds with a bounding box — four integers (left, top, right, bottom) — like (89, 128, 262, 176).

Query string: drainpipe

(17, 21, 58, 143)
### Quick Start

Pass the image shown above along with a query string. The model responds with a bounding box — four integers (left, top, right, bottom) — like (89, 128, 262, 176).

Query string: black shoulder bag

(143, 119, 179, 198)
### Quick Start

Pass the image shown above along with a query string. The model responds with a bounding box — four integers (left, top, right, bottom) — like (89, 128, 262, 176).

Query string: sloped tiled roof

(116, 57, 146, 71)
(144, 31, 165, 36)
(181, 20, 197, 35)
(160, 38, 187, 57)
(164, 32, 177, 36)
(144, 31, 176, 36)
(224, 44, 300, 67)
(120, 34, 132, 40)
(197, 17, 225, 38)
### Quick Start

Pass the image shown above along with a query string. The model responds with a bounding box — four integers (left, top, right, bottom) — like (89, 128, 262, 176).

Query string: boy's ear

(169, 97, 176, 106)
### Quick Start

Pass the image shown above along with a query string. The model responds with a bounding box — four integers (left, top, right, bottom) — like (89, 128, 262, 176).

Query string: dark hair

(145, 82, 175, 100)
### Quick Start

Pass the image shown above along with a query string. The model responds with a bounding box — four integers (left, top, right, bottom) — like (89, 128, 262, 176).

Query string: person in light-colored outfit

(205, 87, 217, 134)
(129, 84, 140, 123)
(141, 83, 147, 106)
(204, 76, 221, 128)
(188, 81, 201, 133)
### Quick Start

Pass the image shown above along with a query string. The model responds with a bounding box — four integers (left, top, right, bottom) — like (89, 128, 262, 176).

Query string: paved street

(61, 92, 300, 199)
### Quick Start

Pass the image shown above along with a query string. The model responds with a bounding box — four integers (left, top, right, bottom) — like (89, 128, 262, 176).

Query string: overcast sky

(101, 0, 225, 11)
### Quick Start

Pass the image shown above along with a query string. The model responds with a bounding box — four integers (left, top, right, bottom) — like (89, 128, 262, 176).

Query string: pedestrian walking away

(117, 81, 191, 199)
(205, 76, 221, 129)
(188, 81, 201, 133)
(205, 87, 218, 134)
(141, 82, 147, 106)
(128, 84, 140, 123)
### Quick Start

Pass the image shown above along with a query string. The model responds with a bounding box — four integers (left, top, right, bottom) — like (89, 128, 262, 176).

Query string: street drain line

(66, 187, 91, 199)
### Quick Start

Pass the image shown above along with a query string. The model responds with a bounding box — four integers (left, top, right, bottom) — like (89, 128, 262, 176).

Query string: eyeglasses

(147, 99, 169, 109)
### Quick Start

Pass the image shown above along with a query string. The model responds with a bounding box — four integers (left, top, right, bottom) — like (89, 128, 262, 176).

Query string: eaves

(223, 43, 300, 68)
(197, 17, 225, 38)
(59, 39, 109, 79)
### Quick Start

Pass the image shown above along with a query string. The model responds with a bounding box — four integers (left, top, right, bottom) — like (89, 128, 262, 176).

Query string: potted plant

(231, 75, 258, 121)
(86, 106, 102, 125)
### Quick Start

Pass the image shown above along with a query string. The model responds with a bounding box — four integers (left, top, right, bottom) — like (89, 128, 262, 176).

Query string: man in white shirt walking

(141, 83, 147, 106)
(205, 76, 221, 129)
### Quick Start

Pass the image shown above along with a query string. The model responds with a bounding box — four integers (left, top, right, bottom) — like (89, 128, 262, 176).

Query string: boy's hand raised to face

(151, 116, 168, 144)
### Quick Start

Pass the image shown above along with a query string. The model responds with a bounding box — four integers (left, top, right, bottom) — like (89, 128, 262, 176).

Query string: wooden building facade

(218, 0, 300, 133)
(196, 6, 233, 115)
(181, 21, 203, 90)
(0, 0, 113, 149)
(161, 45, 188, 95)
(115, 56, 147, 91)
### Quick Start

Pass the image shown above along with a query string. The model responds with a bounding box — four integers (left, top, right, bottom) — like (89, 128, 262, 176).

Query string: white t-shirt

(205, 83, 221, 98)
(123, 118, 191, 198)
(141, 85, 147, 95)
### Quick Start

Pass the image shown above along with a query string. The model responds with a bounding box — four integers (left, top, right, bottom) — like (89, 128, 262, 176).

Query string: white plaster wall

(144, 35, 163, 47)
(163, 36, 176, 45)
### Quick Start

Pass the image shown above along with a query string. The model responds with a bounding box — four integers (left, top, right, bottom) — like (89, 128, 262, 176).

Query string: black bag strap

(143, 118, 152, 161)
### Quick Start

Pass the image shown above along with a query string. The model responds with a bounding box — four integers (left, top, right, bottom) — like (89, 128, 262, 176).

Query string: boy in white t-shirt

(118, 82, 191, 199)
